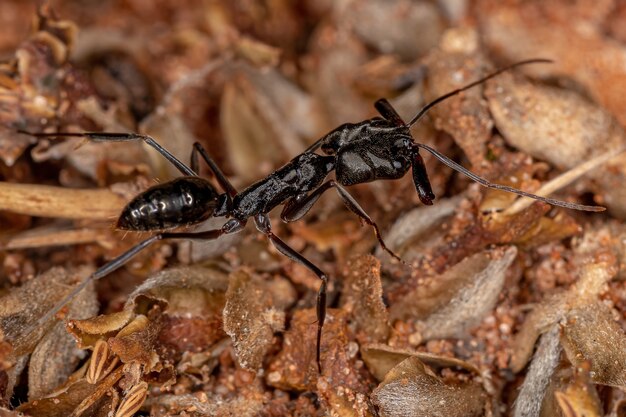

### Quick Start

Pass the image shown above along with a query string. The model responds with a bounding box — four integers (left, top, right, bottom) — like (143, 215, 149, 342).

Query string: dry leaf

(561, 303, 626, 389)
(371, 356, 485, 417)
(223, 269, 295, 370)
(391, 247, 517, 342)
(361, 343, 480, 382)
(340, 255, 390, 344)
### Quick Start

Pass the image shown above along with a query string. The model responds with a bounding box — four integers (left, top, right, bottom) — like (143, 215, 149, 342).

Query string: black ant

(19, 59, 603, 373)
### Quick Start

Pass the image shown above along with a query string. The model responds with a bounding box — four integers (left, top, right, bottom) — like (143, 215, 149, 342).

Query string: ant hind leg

(190, 142, 238, 198)
(19, 131, 196, 177)
(280, 180, 403, 262)
(254, 214, 327, 373)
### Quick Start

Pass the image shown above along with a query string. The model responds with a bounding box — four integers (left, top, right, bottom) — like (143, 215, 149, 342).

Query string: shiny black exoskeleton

(119, 176, 222, 230)
(20, 59, 604, 374)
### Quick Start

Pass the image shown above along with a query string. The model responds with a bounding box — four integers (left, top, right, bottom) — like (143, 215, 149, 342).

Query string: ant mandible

(20, 58, 604, 373)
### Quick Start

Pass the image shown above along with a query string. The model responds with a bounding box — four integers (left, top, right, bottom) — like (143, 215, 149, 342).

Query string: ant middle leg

(19, 131, 196, 177)
(281, 181, 402, 262)
(254, 214, 328, 373)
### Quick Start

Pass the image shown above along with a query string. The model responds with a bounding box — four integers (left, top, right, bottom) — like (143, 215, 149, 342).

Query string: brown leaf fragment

(376, 195, 461, 262)
(513, 324, 561, 417)
(371, 356, 485, 417)
(361, 344, 480, 382)
(109, 315, 161, 367)
(223, 270, 294, 371)
(561, 303, 626, 389)
(268, 309, 371, 399)
(18, 365, 123, 417)
(126, 266, 230, 315)
(343, 0, 445, 60)
(68, 310, 134, 349)
(221, 69, 306, 182)
(476, 0, 626, 128)
(422, 28, 493, 171)
(28, 278, 98, 400)
(0, 266, 95, 358)
(148, 391, 265, 416)
(0, 129, 35, 167)
(554, 362, 602, 417)
(128, 266, 230, 353)
(511, 261, 616, 372)
(340, 255, 390, 344)
(391, 247, 517, 342)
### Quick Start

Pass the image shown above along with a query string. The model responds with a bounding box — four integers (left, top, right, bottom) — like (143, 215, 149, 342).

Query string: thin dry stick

(0, 182, 126, 220)
(502, 147, 626, 216)
(4, 227, 116, 250)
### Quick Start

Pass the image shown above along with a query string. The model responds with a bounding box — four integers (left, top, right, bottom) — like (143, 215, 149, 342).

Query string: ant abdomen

(117, 177, 220, 231)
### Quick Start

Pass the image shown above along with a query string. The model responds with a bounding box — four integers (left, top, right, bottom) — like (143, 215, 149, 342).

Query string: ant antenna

(414, 143, 605, 212)
(407, 58, 553, 128)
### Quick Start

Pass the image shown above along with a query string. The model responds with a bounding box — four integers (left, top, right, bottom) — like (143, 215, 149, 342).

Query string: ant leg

(254, 214, 327, 373)
(374, 98, 405, 126)
(18, 131, 196, 177)
(280, 192, 319, 223)
(190, 142, 238, 198)
(412, 147, 435, 205)
(29, 218, 245, 333)
(281, 181, 402, 262)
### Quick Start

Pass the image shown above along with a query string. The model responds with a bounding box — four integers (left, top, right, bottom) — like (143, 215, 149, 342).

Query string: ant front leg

(28, 218, 245, 335)
(281, 180, 402, 262)
(411, 146, 436, 205)
(253, 214, 328, 373)
(18, 131, 196, 177)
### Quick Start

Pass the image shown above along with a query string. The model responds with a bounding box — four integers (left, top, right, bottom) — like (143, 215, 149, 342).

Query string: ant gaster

(20, 59, 604, 373)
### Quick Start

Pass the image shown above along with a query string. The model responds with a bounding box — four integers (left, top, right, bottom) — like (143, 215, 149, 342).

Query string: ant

(19, 59, 603, 373)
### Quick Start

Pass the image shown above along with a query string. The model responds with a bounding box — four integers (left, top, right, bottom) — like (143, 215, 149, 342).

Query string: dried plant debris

(484, 69, 626, 217)
(421, 28, 493, 171)
(0, 7, 81, 166)
(511, 260, 617, 372)
(339, 255, 391, 344)
(267, 309, 373, 415)
(552, 363, 602, 417)
(361, 344, 481, 382)
(390, 246, 517, 341)
(512, 324, 562, 417)
(223, 269, 295, 371)
(371, 356, 485, 417)
(0, 182, 127, 220)
(0, 266, 97, 405)
(476, 0, 626, 127)
(3, 1, 626, 416)
(561, 303, 626, 389)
